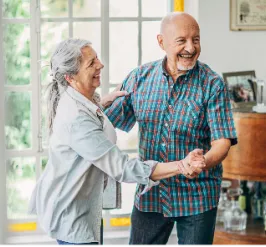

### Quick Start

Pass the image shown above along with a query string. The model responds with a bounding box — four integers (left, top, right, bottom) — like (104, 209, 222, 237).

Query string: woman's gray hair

(47, 38, 92, 135)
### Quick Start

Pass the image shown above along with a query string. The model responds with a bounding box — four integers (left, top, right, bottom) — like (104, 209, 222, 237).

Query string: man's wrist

(203, 154, 207, 169)
(176, 160, 184, 175)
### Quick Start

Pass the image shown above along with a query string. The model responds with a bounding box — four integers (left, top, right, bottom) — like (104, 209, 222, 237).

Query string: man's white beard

(177, 63, 195, 71)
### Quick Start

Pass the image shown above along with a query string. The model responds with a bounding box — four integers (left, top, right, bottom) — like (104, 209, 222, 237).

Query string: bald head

(157, 12, 201, 73)
(160, 12, 199, 35)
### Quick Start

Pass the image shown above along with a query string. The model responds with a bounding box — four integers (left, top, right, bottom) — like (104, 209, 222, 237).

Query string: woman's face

(73, 45, 104, 92)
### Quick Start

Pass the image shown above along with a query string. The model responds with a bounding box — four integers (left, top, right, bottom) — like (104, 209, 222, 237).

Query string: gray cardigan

(28, 86, 158, 243)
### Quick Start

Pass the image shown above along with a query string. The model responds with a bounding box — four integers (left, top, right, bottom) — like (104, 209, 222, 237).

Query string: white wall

(198, 0, 266, 80)
(185, 0, 199, 21)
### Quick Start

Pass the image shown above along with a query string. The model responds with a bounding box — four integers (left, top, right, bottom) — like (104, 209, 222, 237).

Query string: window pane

(110, 0, 138, 17)
(110, 153, 138, 215)
(2, 0, 30, 18)
(6, 157, 36, 219)
(41, 22, 69, 60)
(5, 92, 32, 150)
(142, 21, 165, 64)
(41, 0, 68, 18)
(41, 157, 48, 172)
(142, 0, 168, 17)
(116, 124, 138, 150)
(3, 24, 30, 85)
(73, 0, 101, 17)
(73, 22, 101, 58)
(109, 22, 138, 83)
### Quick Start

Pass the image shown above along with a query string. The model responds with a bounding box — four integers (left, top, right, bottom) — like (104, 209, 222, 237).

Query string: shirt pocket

(172, 99, 203, 135)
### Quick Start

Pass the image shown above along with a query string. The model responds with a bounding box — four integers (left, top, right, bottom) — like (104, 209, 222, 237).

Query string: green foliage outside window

(4, 0, 31, 151)
(4, 0, 33, 219)
(6, 158, 35, 219)
(4, 0, 70, 219)
(5, 92, 31, 150)
(3, 0, 30, 86)
(3, 0, 30, 18)
(3, 23, 30, 86)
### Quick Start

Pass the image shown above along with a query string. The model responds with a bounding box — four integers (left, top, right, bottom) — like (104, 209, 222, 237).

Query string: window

(1, 0, 172, 239)
(2, 0, 41, 238)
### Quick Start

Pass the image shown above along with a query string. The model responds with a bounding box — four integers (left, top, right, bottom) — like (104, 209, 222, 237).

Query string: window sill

(7, 229, 176, 246)
(6, 234, 56, 245)
(6, 232, 130, 244)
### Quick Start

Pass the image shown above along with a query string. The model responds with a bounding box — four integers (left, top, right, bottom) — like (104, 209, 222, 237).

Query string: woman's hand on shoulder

(100, 83, 128, 108)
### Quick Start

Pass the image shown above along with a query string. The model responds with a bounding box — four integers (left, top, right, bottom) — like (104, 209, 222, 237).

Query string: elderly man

(105, 12, 237, 244)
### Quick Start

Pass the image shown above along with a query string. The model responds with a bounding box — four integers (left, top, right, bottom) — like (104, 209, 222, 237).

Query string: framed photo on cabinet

(222, 70, 256, 107)
(230, 0, 266, 31)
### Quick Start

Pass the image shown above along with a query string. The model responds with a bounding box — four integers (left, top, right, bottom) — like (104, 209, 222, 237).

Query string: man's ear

(157, 34, 165, 50)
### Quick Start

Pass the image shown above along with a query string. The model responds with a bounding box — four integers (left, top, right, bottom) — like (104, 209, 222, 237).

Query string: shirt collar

(66, 86, 101, 116)
(161, 56, 169, 77)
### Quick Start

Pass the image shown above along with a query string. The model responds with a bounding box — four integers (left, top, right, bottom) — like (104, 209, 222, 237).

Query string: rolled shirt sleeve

(70, 115, 159, 193)
(207, 77, 238, 146)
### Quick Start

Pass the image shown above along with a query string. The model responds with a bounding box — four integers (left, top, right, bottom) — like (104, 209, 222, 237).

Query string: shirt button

(164, 123, 168, 127)
(169, 105, 172, 109)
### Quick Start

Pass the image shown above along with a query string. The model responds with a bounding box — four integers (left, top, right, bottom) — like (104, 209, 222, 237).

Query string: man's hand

(100, 83, 128, 108)
(179, 149, 206, 179)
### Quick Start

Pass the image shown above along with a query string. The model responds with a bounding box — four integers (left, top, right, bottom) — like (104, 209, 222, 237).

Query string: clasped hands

(178, 149, 206, 179)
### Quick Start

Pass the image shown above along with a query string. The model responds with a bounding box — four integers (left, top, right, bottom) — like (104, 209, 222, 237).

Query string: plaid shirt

(105, 59, 237, 217)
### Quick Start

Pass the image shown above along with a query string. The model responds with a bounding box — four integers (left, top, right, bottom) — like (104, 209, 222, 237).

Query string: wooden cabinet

(215, 219, 266, 244)
(222, 108, 266, 181)
(214, 104, 266, 244)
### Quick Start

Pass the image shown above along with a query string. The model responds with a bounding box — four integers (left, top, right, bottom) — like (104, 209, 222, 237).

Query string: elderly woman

(29, 38, 205, 245)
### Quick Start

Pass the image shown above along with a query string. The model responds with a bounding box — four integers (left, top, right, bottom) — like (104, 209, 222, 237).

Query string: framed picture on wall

(222, 70, 256, 107)
(230, 0, 266, 31)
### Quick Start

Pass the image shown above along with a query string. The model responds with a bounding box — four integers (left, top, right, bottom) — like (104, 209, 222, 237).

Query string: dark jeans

(129, 206, 217, 245)
(57, 240, 98, 245)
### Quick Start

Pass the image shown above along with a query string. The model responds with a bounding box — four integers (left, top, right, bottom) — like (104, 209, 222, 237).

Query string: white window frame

(1, 0, 174, 240)
(1, 0, 44, 238)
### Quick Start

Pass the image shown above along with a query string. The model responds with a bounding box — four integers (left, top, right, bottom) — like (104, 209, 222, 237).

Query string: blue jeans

(56, 240, 98, 245)
(129, 206, 217, 245)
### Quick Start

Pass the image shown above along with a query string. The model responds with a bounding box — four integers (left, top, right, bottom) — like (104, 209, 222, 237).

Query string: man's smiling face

(158, 14, 201, 72)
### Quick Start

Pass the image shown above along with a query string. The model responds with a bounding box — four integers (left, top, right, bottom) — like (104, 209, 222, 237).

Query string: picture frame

(222, 70, 256, 107)
(230, 0, 266, 31)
